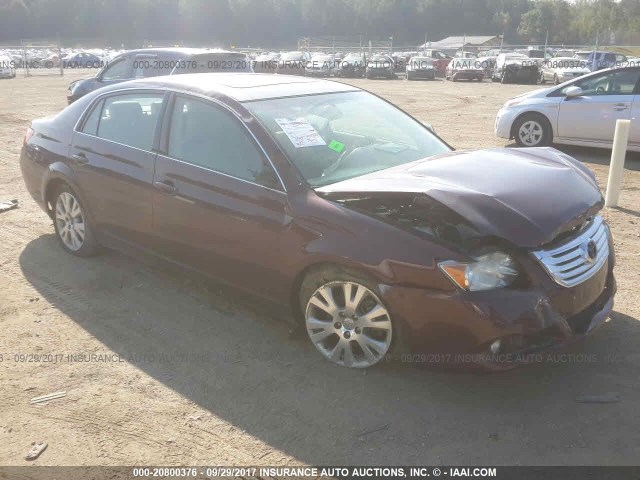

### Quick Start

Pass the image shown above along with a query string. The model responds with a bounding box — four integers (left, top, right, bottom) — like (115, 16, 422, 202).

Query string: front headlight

(439, 252, 519, 291)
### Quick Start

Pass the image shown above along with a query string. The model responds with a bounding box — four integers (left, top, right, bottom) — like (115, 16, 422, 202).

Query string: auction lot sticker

(275, 117, 327, 148)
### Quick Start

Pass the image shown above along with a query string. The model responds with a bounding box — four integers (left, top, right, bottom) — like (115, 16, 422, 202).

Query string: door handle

(154, 180, 177, 195)
(71, 153, 88, 164)
(612, 103, 629, 111)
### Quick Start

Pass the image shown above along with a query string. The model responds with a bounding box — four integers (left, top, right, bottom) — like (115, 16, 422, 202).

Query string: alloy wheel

(518, 120, 544, 147)
(55, 192, 86, 251)
(305, 281, 392, 368)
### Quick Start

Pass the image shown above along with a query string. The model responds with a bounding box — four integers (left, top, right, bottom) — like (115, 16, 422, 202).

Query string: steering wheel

(596, 85, 605, 94)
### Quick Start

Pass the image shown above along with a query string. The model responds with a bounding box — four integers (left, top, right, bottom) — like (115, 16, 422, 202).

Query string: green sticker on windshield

(328, 140, 345, 153)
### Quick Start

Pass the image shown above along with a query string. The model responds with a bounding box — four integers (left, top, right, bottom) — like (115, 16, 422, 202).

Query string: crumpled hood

(317, 147, 603, 248)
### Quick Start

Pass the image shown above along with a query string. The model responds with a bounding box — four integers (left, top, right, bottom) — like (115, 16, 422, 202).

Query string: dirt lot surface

(1, 71, 639, 468)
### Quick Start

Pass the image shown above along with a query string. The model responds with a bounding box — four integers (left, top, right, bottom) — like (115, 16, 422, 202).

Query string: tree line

(1, 0, 640, 48)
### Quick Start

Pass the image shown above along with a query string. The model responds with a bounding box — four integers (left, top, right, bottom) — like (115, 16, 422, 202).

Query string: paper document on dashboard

(275, 118, 327, 148)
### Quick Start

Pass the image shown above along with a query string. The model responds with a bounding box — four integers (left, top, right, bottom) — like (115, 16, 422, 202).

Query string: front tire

(52, 185, 99, 257)
(513, 113, 552, 148)
(300, 267, 399, 368)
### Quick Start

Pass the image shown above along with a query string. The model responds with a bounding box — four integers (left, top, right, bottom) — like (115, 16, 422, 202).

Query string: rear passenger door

(70, 91, 167, 246)
(151, 94, 291, 298)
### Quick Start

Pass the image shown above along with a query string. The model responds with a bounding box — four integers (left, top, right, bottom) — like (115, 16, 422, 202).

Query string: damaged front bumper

(380, 252, 616, 371)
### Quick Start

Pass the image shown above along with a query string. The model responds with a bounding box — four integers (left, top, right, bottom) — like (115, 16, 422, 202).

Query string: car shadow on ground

(19, 234, 640, 465)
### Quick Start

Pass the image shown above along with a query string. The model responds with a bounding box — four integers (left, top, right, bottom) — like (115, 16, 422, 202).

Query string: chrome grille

(532, 216, 610, 287)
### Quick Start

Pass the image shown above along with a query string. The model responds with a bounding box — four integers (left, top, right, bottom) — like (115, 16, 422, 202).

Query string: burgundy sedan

(20, 73, 616, 369)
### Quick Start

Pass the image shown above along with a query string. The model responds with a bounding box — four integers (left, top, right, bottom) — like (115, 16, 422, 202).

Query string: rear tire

(52, 184, 99, 257)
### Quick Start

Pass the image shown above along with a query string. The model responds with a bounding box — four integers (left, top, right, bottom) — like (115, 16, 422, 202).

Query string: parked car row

(0, 47, 124, 70)
(0, 53, 17, 78)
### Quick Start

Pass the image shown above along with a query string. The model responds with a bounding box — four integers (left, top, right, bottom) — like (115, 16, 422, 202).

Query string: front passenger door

(557, 69, 640, 142)
(152, 94, 292, 298)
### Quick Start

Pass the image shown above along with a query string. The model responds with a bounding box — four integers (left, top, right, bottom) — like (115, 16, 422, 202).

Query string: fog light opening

(490, 339, 502, 355)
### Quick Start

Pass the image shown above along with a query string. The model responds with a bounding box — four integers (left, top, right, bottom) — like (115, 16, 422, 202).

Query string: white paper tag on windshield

(275, 118, 326, 148)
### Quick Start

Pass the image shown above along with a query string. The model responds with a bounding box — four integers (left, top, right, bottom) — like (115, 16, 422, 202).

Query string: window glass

(101, 58, 132, 81)
(96, 94, 164, 150)
(560, 69, 640, 96)
(245, 91, 450, 187)
(81, 99, 104, 136)
(167, 96, 281, 189)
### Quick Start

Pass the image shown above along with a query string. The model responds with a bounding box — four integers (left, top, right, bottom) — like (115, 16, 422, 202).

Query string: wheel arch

(41, 164, 93, 221)
(509, 110, 555, 141)
(289, 261, 384, 323)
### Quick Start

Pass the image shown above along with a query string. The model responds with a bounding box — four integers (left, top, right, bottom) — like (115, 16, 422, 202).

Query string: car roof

(108, 73, 360, 102)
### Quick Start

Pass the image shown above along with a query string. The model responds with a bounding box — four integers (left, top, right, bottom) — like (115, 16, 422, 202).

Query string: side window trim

(548, 68, 640, 97)
(161, 92, 287, 193)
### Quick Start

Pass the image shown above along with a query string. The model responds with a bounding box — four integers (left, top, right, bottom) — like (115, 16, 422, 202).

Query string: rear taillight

(24, 127, 35, 146)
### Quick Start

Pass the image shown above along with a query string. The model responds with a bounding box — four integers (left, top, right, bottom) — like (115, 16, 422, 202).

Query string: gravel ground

(0, 71, 639, 467)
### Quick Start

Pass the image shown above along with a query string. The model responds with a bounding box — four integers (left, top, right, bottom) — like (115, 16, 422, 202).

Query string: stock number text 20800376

(132, 60, 249, 71)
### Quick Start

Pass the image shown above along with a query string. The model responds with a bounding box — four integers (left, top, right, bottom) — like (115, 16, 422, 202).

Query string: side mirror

(565, 86, 583, 98)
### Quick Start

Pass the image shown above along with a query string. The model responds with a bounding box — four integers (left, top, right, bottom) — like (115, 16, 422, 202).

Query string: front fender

(510, 107, 558, 139)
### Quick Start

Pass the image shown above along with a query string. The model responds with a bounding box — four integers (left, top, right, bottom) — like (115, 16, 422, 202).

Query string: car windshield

(244, 91, 450, 187)
(504, 54, 527, 61)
